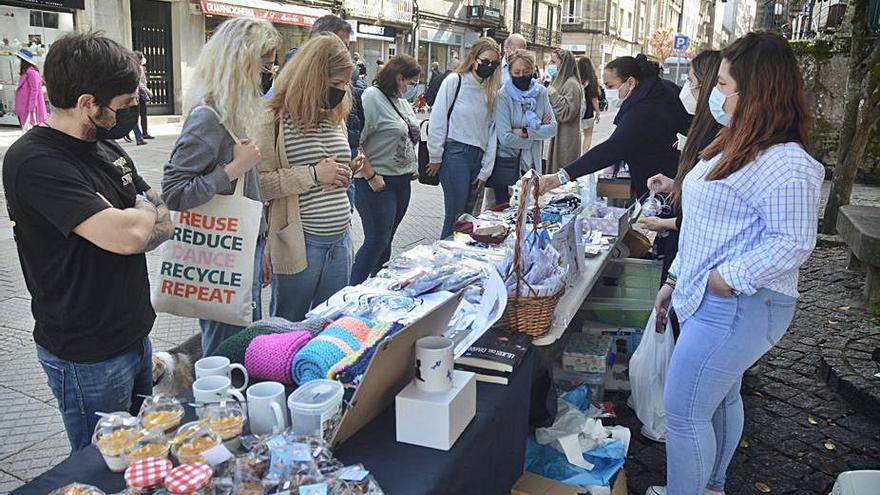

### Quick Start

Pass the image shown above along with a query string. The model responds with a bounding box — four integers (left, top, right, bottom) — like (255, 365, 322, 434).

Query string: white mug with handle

(192, 376, 246, 417)
(414, 336, 455, 394)
(246, 382, 288, 436)
(195, 356, 249, 392)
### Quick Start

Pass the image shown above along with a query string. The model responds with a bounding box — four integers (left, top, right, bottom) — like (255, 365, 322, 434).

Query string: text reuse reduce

(158, 212, 246, 305)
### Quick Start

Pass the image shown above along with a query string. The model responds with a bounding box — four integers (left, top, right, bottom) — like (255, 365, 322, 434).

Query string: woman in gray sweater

(350, 54, 421, 284)
(492, 50, 558, 205)
(161, 18, 281, 356)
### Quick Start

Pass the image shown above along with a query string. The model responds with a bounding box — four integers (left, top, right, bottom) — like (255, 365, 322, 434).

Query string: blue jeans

(271, 230, 351, 322)
(131, 121, 143, 141)
(351, 175, 412, 285)
(665, 288, 796, 494)
(200, 237, 265, 357)
(37, 337, 153, 452)
(439, 140, 484, 239)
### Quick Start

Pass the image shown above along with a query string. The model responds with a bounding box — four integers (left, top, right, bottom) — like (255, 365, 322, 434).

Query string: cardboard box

(597, 178, 632, 200)
(330, 292, 462, 448)
(511, 470, 628, 495)
(396, 370, 476, 451)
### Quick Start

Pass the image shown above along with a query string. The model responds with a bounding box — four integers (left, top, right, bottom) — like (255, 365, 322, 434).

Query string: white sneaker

(646, 487, 666, 495)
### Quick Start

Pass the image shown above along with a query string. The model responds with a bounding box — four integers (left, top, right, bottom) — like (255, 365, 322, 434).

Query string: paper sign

(201, 443, 234, 465)
(298, 483, 327, 495)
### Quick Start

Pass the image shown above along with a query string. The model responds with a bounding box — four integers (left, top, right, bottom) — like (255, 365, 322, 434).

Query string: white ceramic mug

(192, 376, 246, 417)
(414, 336, 454, 394)
(246, 381, 288, 436)
(195, 356, 249, 392)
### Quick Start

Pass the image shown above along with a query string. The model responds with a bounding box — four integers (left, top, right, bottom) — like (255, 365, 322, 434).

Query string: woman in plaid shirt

(649, 33, 825, 495)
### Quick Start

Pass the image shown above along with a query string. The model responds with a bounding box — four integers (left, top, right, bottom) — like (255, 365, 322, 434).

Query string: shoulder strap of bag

(447, 73, 462, 124)
(193, 104, 246, 197)
(384, 91, 411, 126)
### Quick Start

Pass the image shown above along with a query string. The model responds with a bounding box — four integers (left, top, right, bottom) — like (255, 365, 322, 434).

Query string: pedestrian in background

(425, 58, 458, 108)
(161, 18, 280, 356)
(135, 51, 154, 140)
(260, 33, 360, 322)
(350, 54, 421, 284)
(3, 32, 171, 451)
(123, 51, 149, 146)
(547, 48, 582, 174)
(14, 48, 47, 130)
(500, 33, 527, 85)
(426, 37, 501, 239)
(491, 49, 557, 205)
(577, 57, 601, 154)
(649, 32, 824, 495)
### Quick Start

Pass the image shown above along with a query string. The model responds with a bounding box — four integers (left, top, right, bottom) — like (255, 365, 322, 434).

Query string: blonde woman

(426, 37, 501, 239)
(492, 50, 557, 205)
(547, 48, 583, 174)
(161, 18, 280, 356)
(258, 34, 360, 322)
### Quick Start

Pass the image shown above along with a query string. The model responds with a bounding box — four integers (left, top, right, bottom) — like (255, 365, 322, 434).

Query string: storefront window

(205, 15, 309, 65)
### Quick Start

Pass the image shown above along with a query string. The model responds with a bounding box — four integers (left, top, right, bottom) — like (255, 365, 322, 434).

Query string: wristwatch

(556, 170, 570, 185)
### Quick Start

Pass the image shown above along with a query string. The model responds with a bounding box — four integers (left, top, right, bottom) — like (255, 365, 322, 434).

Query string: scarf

(502, 76, 541, 130)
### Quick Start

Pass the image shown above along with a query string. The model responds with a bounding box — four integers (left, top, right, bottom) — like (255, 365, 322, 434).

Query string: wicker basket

(496, 173, 565, 338)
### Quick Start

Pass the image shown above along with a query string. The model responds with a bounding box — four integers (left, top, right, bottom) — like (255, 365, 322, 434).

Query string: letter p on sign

(674, 35, 689, 51)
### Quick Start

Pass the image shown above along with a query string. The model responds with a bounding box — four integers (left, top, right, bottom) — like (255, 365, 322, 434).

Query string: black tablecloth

(13, 349, 538, 495)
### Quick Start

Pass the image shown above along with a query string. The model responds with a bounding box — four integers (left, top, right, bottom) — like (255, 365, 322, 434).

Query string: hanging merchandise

(628, 310, 675, 442)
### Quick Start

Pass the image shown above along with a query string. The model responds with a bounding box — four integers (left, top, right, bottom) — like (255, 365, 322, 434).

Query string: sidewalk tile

(0, 386, 64, 462)
(0, 432, 69, 485)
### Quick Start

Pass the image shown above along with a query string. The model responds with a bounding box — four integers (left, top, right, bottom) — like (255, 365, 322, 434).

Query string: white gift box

(395, 370, 476, 451)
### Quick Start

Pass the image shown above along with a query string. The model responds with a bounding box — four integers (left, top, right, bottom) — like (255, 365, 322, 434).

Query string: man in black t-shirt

(1, 33, 172, 452)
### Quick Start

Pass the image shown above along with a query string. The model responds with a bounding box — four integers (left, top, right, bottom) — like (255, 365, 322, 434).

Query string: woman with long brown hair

(257, 33, 361, 322)
(577, 57, 601, 154)
(546, 48, 582, 173)
(648, 32, 824, 495)
(426, 37, 501, 238)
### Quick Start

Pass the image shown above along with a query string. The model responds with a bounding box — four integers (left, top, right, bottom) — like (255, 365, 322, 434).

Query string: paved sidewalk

(0, 112, 878, 493)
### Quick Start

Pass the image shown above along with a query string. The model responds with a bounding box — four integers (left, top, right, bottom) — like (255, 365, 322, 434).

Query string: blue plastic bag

(524, 437, 626, 487)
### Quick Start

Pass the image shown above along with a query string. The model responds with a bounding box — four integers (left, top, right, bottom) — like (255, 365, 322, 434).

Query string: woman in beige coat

(547, 48, 583, 174)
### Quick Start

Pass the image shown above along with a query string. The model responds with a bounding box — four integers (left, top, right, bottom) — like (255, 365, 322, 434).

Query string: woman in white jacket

(426, 37, 501, 239)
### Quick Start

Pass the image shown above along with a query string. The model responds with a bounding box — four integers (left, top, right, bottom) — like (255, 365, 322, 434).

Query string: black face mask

(511, 75, 533, 91)
(324, 86, 346, 109)
(475, 60, 499, 79)
(92, 105, 139, 141)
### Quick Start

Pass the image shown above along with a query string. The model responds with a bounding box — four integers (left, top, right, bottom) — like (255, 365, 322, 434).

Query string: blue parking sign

(674, 35, 689, 51)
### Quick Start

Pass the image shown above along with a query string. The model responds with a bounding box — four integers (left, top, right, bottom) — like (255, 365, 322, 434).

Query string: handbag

(418, 74, 462, 186)
(151, 107, 262, 327)
(487, 96, 524, 190)
(486, 152, 522, 190)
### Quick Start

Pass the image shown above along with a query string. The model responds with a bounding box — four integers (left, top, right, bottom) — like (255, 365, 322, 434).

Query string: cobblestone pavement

(0, 113, 878, 493)
(617, 244, 880, 495)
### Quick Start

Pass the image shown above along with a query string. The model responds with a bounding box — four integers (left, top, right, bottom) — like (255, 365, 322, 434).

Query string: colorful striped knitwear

(328, 322, 405, 385)
(249, 316, 331, 337)
(290, 316, 375, 385)
(244, 331, 312, 384)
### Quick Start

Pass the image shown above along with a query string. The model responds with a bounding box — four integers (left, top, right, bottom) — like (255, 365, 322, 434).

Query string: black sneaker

(143, 134, 155, 140)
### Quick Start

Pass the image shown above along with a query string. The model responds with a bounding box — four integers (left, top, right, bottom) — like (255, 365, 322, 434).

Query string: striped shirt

(283, 115, 352, 236)
(669, 143, 824, 321)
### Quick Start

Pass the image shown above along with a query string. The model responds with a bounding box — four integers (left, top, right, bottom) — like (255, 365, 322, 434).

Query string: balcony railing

(382, 0, 413, 25)
(514, 21, 535, 42)
(552, 31, 561, 45)
(345, 0, 379, 20)
(561, 15, 582, 24)
(535, 26, 549, 45)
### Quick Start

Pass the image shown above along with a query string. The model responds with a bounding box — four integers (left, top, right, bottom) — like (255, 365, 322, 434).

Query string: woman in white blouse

(649, 32, 825, 495)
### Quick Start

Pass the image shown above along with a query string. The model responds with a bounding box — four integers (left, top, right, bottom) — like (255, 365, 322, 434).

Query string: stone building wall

(793, 38, 880, 182)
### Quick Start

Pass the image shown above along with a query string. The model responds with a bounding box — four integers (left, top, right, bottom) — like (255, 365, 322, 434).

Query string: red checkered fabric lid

(124, 457, 172, 488)
(164, 463, 212, 494)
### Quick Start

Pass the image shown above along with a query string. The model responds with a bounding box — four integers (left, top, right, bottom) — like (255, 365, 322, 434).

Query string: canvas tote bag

(152, 110, 262, 326)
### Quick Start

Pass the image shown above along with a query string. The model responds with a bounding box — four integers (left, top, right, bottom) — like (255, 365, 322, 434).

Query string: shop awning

(199, 0, 331, 27)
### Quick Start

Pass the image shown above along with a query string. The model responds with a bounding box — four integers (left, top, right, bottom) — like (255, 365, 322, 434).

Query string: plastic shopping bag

(628, 309, 675, 442)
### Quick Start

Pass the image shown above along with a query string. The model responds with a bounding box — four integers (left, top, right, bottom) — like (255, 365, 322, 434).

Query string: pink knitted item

(244, 331, 312, 384)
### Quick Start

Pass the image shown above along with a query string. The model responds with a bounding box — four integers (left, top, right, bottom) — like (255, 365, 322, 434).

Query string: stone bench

(837, 205, 880, 307)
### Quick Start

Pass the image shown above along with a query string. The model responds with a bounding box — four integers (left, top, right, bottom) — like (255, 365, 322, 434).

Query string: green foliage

(791, 38, 837, 62)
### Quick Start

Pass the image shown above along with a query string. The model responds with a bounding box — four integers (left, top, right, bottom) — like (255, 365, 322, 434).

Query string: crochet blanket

(328, 322, 405, 385)
(290, 316, 375, 385)
(245, 331, 312, 384)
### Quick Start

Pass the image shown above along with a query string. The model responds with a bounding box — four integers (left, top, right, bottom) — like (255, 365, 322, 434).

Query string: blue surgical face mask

(402, 81, 419, 100)
(546, 64, 558, 77)
(709, 86, 738, 127)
